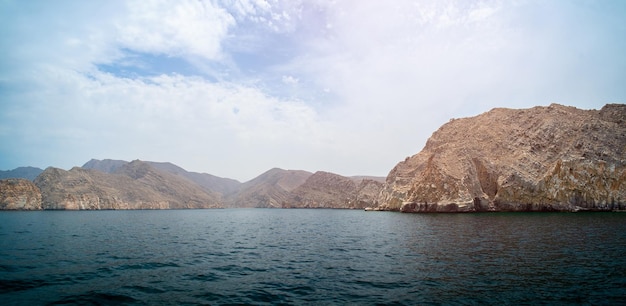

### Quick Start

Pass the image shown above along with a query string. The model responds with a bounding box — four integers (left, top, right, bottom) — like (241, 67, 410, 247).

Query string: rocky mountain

(82, 159, 127, 173)
(229, 168, 312, 207)
(0, 166, 44, 181)
(146, 161, 241, 195)
(83, 159, 241, 196)
(35, 160, 222, 210)
(379, 103, 626, 212)
(0, 179, 42, 210)
(288, 171, 383, 209)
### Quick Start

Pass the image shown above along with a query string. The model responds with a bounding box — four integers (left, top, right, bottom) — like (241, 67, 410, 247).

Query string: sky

(1, 0, 625, 182)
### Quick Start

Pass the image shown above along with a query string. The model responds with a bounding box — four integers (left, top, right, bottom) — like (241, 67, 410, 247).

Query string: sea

(1, 209, 625, 305)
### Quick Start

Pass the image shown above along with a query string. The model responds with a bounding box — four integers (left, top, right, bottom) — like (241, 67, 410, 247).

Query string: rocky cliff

(379, 104, 626, 212)
(0, 179, 42, 210)
(35, 160, 222, 210)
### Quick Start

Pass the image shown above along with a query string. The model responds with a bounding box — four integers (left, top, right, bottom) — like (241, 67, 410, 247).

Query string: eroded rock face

(0, 179, 42, 210)
(380, 104, 626, 212)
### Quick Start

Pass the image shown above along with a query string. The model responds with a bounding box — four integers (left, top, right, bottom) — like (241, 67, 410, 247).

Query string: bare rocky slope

(287, 171, 383, 209)
(378, 103, 626, 212)
(83, 159, 241, 196)
(34, 160, 222, 209)
(228, 168, 313, 208)
(0, 179, 42, 210)
(229, 169, 384, 208)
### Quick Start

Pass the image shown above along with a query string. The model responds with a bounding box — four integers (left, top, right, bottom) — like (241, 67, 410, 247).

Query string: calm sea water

(1, 209, 625, 305)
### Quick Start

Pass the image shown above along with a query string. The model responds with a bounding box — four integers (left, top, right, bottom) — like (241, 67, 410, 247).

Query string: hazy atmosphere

(1, 0, 624, 181)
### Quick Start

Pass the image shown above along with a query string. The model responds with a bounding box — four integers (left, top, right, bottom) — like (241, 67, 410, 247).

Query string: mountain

(0, 166, 44, 181)
(288, 171, 383, 209)
(34, 160, 222, 209)
(229, 168, 312, 208)
(379, 103, 626, 212)
(82, 159, 127, 173)
(146, 161, 241, 196)
(83, 159, 241, 196)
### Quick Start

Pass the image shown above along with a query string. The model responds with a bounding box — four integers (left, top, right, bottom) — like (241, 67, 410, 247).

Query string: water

(1, 209, 625, 305)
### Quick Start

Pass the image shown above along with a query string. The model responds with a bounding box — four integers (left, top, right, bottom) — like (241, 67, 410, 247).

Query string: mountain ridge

(0, 166, 44, 181)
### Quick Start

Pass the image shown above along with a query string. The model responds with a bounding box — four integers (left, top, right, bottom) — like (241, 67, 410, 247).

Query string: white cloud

(1, 0, 624, 180)
(1, 63, 331, 180)
(116, 0, 235, 60)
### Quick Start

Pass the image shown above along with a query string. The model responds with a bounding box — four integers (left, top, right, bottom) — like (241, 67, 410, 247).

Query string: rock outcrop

(35, 160, 222, 210)
(0, 179, 42, 210)
(379, 104, 626, 212)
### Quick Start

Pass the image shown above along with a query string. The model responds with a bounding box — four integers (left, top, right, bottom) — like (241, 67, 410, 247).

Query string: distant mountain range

(0, 166, 43, 181)
(0, 159, 385, 210)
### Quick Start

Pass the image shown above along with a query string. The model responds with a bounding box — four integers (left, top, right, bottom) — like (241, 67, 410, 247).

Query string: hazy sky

(1, 0, 624, 181)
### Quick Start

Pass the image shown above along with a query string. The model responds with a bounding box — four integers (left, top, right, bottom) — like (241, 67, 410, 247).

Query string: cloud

(0, 0, 624, 180)
(116, 0, 235, 60)
(1, 64, 329, 179)
(281, 75, 299, 85)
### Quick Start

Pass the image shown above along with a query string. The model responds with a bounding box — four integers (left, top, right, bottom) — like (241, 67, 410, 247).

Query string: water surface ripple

(1, 209, 625, 305)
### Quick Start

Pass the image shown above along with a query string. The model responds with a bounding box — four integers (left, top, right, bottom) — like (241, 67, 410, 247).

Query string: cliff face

(379, 104, 626, 212)
(35, 160, 222, 210)
(0, 179, 42, 210)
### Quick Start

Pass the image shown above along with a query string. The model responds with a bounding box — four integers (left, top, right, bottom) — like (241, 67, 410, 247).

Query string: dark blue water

(1, 209, 625, 305)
